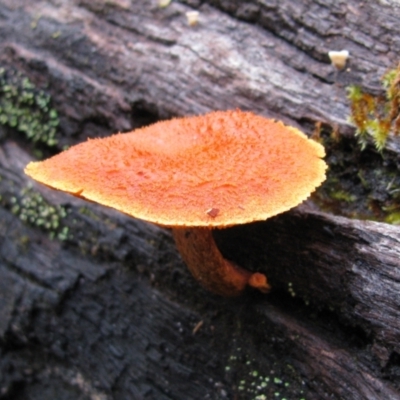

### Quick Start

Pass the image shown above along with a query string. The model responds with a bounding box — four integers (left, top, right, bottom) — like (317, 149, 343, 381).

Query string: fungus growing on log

(25, 110, 327, 296)
(328, 50, 350, 70)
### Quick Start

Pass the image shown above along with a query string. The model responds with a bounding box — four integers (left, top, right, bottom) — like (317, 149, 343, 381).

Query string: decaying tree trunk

(1, 1, 400, 399)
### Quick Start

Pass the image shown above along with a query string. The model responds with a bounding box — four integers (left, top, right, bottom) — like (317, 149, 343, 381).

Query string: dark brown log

(1, 1, 400, 399)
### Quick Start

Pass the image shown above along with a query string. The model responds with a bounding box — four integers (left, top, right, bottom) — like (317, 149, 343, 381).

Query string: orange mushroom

(25, 110, 327, 296)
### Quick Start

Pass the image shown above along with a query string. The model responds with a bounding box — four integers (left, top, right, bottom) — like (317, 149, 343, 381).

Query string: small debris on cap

(206, 208, 220, 218)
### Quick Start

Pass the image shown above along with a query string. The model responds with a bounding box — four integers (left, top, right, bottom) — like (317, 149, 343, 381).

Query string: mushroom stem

(172, 227, 270, 297)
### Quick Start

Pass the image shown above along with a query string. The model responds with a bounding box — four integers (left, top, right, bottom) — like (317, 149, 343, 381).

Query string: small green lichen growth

(0, 68, 59, 146)
(347, 64, 400, 151)
(225, 349, 305, 400)
(10, 186, 69, 240)
(51, 31, 61, 39)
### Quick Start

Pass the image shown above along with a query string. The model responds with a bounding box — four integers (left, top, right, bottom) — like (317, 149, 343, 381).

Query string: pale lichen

(0, 68, 59, 146)
(10, 186, 69, 240)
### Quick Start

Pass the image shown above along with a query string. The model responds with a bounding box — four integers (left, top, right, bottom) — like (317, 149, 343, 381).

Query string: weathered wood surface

(1, 1, 400, 399)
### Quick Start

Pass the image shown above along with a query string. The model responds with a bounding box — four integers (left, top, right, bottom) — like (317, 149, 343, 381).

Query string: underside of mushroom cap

(25, 110, 327, 227)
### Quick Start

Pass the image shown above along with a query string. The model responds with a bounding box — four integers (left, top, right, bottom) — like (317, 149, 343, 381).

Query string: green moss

(347, 64, 400, 151)
(10, 185, 69, 240)
(384, 210, 400, 224)
(312, 124, 400, 224)
(0, 68, 59, 146)
(329, 190, 357, 203)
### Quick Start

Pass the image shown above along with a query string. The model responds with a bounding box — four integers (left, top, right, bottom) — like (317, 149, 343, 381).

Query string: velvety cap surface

(25, 110, 327, 227)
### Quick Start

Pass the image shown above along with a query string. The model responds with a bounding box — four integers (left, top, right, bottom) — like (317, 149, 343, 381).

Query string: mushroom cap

(25, 110, 327, 227)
